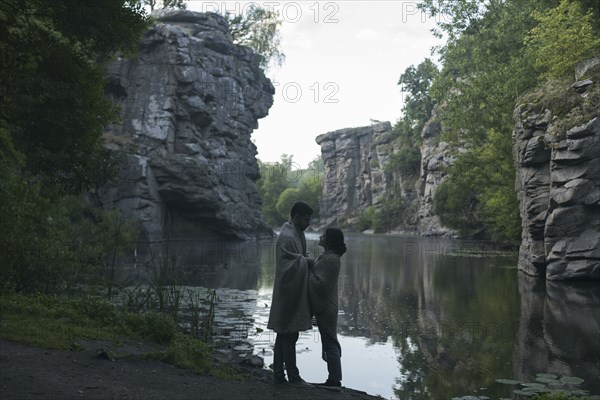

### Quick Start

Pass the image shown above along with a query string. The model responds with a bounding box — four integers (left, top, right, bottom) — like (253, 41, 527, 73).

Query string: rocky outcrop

(417, 110, 456, 236)
(514, 60, 600, 280)
(316, 117, 455, 236)
(316, 122, 397, 228)
(93, 10, 274, 242)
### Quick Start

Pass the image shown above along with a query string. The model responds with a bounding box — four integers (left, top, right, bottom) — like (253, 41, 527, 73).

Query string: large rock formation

(93, 10, 274, 242)
(513, 60, 600, 280)
(316, 118, 455, 236)
(417, 110, 457, 236)
(316, 122, 397, 228)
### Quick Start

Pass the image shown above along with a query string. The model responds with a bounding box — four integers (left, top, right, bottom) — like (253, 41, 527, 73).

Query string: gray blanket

(267, 221, 313, 334)
(308, 249, 342, 360)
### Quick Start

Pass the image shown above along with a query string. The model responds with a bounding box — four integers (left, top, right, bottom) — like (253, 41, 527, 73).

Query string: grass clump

(0, 292, 240, 380)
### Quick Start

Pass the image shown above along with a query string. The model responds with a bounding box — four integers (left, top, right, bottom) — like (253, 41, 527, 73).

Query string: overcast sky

(187, 1, 444, 168)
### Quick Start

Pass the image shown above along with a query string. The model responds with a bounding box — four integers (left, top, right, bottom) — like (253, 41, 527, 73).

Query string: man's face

(293, 213, 311, 231)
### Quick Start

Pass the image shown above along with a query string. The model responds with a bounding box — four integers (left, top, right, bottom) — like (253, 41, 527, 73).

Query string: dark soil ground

(0, 340, 383, 400)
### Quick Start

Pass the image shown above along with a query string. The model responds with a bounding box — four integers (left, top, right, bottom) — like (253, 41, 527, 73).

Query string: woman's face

(319, 232, 327, 247)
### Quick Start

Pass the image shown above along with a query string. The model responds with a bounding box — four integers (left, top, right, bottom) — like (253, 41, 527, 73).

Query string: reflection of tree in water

(337, 236, 411, 342)
(337, 236, 433, 398)
(383, 292, 431, 400)
(338, 236, 522, 399)
(404, 254, 520, 400)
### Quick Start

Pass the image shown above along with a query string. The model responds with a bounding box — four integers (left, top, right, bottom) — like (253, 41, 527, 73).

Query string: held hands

(306, 251, 315, 269)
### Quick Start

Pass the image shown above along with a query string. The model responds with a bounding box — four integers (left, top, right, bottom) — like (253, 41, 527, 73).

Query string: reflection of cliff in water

(115, 238, 273, 290)
(516, 276, 600, 394)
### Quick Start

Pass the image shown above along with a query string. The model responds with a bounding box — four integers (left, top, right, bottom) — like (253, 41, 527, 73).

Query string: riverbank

(0, 340, 381, 400)
(0, 293, 381, 399)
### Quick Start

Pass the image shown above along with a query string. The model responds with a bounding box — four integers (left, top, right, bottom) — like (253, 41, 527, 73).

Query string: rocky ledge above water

(91, 10, 274, 242)
(514, 59, 600, 281)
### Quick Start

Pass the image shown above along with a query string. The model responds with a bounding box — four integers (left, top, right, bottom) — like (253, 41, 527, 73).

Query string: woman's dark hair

(290, 201, 313, 218)
(325, 228, 346, 256)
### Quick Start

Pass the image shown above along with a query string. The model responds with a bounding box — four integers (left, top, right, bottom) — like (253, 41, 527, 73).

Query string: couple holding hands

(267, 201, 346, 391)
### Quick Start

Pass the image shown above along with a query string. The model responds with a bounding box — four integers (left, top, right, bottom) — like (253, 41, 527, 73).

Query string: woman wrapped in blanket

(308, 228, 346, 391)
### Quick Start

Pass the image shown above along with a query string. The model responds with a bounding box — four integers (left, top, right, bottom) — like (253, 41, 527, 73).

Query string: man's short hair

(290, 201, 313, 218)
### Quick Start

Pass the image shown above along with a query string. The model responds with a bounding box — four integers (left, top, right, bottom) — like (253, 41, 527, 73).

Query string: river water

(170, 232, 600, 399)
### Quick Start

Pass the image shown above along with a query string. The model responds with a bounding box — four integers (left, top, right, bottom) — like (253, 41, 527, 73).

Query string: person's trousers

(273, 332, 300, 380)
(321, 338, 342, 383)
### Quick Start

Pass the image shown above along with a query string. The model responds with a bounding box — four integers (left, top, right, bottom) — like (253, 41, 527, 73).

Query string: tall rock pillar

(94, 10, 274, 242)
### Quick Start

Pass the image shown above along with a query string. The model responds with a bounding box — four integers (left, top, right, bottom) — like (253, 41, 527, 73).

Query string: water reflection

(516, 277, 600, 395)
(174, 233, 599, 399)
(336, 234, 521, 399)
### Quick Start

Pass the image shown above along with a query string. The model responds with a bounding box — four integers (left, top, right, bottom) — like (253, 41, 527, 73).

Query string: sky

(187, 1, 445, 168)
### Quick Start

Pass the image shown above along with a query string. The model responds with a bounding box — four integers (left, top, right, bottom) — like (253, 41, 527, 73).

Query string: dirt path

(0, 340, 382, 400)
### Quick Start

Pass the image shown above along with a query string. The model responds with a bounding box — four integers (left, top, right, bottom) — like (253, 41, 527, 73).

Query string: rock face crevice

(514, 60, 600, 281)
(93, 10, 274, 242)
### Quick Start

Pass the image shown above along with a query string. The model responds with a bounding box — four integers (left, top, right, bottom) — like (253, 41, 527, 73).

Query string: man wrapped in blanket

(267, 201, 315, 386)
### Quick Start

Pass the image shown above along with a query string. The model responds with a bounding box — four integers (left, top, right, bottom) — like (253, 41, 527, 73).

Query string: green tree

(0, 0, 149, 292)
(275, 187, 302, 220)
(257, 154, 323, 226)
(225, 5, 285, 69)
(296, 172, 323, 220)
(398, 58, 439, 134)
(136, 0, 186, 11)
(418, 0, 491, 43)
(1, 0, 150, 194)
(294, 155, 323, 220)
(386, 59, 438, 178)
(580, 0, 600, 21)
(257, 155, 294, 226)
(162, 0, 186, 9)
(433, 157, 482, 237)
(525, 0, 600, 80)
(417, 0, 561, 243)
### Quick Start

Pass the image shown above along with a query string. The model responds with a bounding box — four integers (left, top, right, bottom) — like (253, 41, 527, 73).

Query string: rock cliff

(417, 110, 457, 236)
(316, 118, 455, 236)
(316, 122, 396, 228)
(513, 59, 600, 280)
(93, 10, 274, 242)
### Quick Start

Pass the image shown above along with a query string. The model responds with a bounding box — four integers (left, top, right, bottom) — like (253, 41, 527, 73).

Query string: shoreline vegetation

(0, 291, 382, 400)
(0, 292, 239, 379)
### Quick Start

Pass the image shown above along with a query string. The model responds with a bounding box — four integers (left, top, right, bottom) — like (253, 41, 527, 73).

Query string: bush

(356, 207, 375, 231)
(373, 197, 405, 233)
(140, 311, 178, 344)
(433, 179, 481, 236)
(385, 145, 421, 176)
(0, 185, 136, 294)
